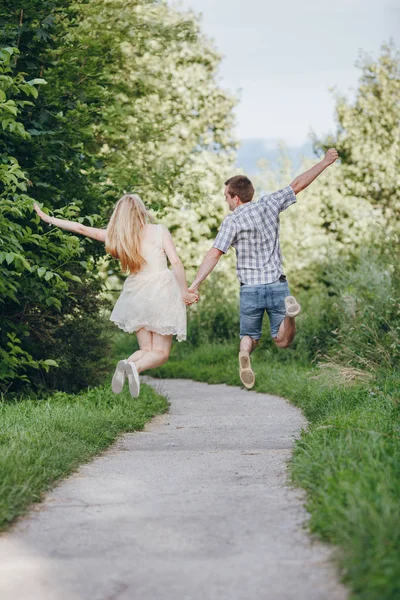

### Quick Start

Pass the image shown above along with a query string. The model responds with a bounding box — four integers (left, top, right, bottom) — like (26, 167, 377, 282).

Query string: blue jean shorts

(239, 279, 290, 339)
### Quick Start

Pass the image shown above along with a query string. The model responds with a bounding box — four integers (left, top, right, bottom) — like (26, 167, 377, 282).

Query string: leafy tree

(0, 2, 114, 395)
(69, 0, 237, 271)
(313, 42, 399, 236)
(0, 47, 111, 395)
(0, 1, 106, 213)
(251, 44, 400, 291)
(0, 1, 237, 394)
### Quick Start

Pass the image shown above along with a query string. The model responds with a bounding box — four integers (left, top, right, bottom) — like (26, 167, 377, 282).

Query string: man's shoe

(111, 360, 128, 394)
(238, 351, 255, 389)
(285, 296, 301, 318)
(126, 361, 140, 398)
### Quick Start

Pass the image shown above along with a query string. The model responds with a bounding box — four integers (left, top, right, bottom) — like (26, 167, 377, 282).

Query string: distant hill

(236, 139, 315, 175)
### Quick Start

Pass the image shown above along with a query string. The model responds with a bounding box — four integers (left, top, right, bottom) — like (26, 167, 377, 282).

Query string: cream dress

(110, 224, 187, 341)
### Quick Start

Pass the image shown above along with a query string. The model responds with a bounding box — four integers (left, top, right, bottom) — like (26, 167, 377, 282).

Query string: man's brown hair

(224, 175, 254, 204)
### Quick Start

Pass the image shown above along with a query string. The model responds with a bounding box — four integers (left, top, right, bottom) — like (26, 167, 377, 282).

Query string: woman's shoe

(111, 360, 128, 394)
(126, 361, 140, 398)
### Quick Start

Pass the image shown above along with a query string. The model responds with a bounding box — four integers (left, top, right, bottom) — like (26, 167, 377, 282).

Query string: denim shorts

(239, 279, 290, 339)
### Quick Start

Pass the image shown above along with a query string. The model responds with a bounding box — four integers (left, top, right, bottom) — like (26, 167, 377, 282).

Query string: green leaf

(63, 272, 82, 283)
(0, 90, 6, 102)
(0, 49, 12, 63)
(1, 101, 17, 116)
(43, 359, 59, 367)
(16, 255, 31, 271)
(26, 78, 47, 86)
(37, 266, 46, 278)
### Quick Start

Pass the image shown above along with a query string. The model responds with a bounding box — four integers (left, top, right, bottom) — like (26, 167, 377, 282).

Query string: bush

(187, 277, 240, 346)
(178, 243, 400, 375)
(324, 247, 400, 371)
(0, 48, 110, 396)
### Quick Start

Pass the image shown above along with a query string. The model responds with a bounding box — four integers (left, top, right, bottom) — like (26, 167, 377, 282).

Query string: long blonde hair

(105, 194, 152, 273)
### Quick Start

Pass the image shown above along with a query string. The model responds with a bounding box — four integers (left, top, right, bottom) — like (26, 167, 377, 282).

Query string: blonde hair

(105, 194, 152, 274)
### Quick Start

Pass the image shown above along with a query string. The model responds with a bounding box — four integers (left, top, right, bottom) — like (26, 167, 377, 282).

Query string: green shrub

(325, 248, 400, 371)
(0, 47, 110, 396)
(187, 277, 240, 346)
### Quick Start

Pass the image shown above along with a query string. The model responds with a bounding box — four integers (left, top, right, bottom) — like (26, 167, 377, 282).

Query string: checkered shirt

(213, 185, 296, 285)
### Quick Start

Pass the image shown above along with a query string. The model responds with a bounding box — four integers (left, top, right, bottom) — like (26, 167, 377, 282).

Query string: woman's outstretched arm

(162, 227, 198, 305)
(34, 203, 107, 243)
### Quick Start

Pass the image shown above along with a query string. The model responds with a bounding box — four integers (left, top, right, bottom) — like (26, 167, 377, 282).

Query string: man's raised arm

(189, 247, 224, 294)
(290, 148, 338, 195)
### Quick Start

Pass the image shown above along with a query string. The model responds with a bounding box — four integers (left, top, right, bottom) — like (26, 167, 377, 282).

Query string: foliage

(323, 246, 400, 371)
(249, 44, 399, 293)
(0, 1, 114, 395)
(185, 275, 240, 346)
(0, 46, 97, 394)
(0, 0, 237, 395)
(0, 1, 107, 214)
(315, 43, 400, 221)
(251, 149, 381, 291)
(91, 0, 237, 283)
(55, 0, 237, 278)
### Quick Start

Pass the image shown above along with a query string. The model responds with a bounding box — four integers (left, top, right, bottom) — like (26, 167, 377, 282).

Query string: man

(189, 148, 339, 389)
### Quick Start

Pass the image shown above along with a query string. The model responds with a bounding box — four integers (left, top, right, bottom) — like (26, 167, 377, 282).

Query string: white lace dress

(110, 224, 187, 341)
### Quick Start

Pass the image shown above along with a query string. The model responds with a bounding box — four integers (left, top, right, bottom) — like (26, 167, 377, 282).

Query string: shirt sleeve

(261, 185, 297, 213)
(212, 217, 237, 254)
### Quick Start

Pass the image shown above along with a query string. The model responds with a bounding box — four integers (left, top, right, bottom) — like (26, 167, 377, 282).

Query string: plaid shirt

(213, 185, 296, 285)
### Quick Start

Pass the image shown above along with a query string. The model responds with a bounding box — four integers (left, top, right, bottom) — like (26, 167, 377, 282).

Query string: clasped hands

(183, 288, 199, 306)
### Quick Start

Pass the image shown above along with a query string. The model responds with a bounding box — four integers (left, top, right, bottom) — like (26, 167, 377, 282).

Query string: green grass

(139, 338, 400, 600)
(0, 381, 168, 531)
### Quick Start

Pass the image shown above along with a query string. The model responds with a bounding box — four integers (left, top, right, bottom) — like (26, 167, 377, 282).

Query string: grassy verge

(0, 382, 168, 531)
(145, 339, 400, 600)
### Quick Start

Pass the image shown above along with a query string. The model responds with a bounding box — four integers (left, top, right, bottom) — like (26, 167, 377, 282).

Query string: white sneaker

(285, 295, 301, 318)
(111, 360, 128, 394)
(126, 361, 140, 398)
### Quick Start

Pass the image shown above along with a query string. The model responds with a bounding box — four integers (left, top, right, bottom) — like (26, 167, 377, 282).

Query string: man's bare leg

(274, 316, 296, 349)
(238, 336, 258, 389)
(240, 335, 259, 354)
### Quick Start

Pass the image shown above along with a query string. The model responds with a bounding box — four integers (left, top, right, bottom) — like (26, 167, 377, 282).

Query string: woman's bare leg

(127, 349, 147, 362)
(126, 329, 152, 362)
(134, 333, 172, 374)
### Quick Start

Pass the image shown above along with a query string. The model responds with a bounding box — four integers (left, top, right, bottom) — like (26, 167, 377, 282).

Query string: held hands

(33, 203, 52, 224)
(323, 148, 339, 166)
(183, 290, 199, 306)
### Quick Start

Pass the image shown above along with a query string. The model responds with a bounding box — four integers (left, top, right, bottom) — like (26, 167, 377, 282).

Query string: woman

(34, 194, 197, 397)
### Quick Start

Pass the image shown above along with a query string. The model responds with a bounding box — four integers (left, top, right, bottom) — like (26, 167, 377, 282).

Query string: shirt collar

(233, 202, 251, 214)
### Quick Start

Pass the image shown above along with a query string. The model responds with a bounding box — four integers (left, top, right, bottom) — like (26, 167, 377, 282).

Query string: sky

(175, 0, 400, 145)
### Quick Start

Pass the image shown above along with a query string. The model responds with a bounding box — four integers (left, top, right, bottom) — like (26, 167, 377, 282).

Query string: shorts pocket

(271, 281, 290, 310)
(240, 288, 261, 316)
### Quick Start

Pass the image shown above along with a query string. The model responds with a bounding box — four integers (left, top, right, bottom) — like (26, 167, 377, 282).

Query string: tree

(0, 46, 111, 394)
(70, 0, 237, 272)
(314, 42, 399, 230)
(251, 44, 400, 290)
(0, 1, 237, 394)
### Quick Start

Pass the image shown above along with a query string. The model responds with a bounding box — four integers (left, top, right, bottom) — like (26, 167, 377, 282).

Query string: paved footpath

(0, 379, 347, 600)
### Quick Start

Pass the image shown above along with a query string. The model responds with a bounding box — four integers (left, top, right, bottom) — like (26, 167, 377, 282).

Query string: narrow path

(0, 379, 347, 600)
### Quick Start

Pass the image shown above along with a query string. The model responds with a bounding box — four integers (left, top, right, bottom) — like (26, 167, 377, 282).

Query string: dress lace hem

(110, 317, 186, 342)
